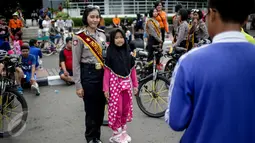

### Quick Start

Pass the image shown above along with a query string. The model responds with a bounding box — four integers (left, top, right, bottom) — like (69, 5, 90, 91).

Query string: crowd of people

(1, 0, 255, 142)
(70, 0, 255, 143)
(0, 9, 42, 96)
(0, 5, 75, 96)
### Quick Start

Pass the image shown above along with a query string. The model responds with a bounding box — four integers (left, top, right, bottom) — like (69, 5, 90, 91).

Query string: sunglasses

(87, 5, 100, 10)
(192, 9, 200, 12)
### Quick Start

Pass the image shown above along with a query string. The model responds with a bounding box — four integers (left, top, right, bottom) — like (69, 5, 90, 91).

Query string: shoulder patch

(73, 40, 78, 46)
(97, 28, 105, 33)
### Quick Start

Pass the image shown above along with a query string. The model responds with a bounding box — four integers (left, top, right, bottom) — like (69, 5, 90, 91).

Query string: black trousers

(80, 63, 106, 142)
(161, 28, 165, 42)
(11, 28, 21, 37)
(147, 36, 161, 64)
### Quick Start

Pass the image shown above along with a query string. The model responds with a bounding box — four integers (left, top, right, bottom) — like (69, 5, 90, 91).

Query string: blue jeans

(50, 34, 61, 44)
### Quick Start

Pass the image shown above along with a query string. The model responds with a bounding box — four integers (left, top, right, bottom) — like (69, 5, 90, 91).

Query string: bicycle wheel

(136, 74, 169, 118)
(40, 41, 54, 57)
(164, 59, 176, 79)
(0, 88, 28, 138)
(102, 101, 108, 126)
(55, 38, 65, 52)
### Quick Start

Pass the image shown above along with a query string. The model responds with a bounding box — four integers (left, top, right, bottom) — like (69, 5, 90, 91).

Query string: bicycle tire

(136, 74, 170, 118)
(164, 59, 176, 79)
(0, 88, 28, 138)
(135, 62, 143, 76)
(102, 102, 108, 126)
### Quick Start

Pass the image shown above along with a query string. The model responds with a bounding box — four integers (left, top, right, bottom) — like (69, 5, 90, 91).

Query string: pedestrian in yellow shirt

(241, 28, 255, 44)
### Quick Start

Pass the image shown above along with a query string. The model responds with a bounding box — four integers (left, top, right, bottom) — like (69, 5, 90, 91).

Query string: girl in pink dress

(11, 34, 22, 55)
(103, 29, 138, 143)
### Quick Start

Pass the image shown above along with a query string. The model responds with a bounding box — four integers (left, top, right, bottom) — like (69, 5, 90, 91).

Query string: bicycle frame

(152, 51, 158, 81)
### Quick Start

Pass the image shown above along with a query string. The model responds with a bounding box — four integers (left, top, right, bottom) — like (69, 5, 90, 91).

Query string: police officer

(72, 5, 106, 143)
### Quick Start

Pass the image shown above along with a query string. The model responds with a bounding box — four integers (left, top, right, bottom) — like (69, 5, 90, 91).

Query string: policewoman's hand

(76, 89, 84, 98)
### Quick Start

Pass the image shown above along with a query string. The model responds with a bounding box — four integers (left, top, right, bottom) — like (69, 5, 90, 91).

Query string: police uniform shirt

(72, 28, 106, 90)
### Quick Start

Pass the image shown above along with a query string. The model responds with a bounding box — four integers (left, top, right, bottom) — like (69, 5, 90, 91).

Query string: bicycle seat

(137, 50, 148, 57)
(175, 47, 187, 53)
(136, 48, 144, 52)
(152, 45, 161, 48)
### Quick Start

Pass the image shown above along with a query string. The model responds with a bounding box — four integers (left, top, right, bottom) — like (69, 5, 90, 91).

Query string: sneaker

(109, 128, 127, 143)
(156, 63, 163, 70)
(122, 125, 131, 143)
(17, 87, 23, 95)
(31, 83, 40, 96)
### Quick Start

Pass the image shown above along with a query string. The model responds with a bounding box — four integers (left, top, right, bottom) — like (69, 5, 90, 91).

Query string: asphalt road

(1, 45, 183, 143)
(1, 85, 182, 143)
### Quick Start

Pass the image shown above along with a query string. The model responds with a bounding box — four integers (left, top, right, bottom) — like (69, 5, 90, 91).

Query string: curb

(37, 76, 66, 86)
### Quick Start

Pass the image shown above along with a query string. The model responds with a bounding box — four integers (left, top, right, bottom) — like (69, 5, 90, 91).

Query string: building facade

(42, 0, 207, 15)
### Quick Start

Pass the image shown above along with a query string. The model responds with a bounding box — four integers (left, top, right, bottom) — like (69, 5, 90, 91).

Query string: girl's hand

(134, 87, 138, 96)
(104, 91, 109, 99)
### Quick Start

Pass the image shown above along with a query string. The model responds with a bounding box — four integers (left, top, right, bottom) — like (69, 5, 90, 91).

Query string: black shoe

(88, 139, 102, 143)
(66, 81, 75, 86)
(96, 139, 102, 143)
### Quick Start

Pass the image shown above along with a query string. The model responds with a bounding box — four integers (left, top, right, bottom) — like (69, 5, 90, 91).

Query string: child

(11, 34, 22, 55)
(103, 29, 138, 143)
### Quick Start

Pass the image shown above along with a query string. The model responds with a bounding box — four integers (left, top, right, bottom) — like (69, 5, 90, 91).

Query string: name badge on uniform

(95, 63, 102, 70)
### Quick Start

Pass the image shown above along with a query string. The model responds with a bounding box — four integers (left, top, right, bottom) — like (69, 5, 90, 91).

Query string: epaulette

(96, 28, 105, 33)
(75, 29, 85, 35)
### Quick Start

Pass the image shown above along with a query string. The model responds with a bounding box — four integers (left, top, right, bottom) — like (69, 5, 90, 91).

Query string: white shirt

(56, 20, 65, 28)
(42, 20, 51, 32)
(65, 19, 73, 27)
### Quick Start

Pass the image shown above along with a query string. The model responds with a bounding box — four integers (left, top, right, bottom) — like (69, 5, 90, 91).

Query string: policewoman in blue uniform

(72, 5, 106, 143)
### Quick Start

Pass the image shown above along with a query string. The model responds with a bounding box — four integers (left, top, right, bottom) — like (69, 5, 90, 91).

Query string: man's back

(30, 46, 42, 67)
(168, 32, 255, 143)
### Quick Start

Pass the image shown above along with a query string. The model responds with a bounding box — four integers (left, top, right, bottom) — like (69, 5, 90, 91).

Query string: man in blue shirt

(29, 39, 42, 69)
(17, 43, 40, 96)
(165, 0, 255, 142)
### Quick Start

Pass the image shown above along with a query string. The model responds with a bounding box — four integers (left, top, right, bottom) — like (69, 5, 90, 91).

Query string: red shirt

(59, 48, 72, 71)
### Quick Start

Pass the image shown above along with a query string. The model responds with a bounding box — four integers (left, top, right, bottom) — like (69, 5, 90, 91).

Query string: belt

(80, 63, 103, 70)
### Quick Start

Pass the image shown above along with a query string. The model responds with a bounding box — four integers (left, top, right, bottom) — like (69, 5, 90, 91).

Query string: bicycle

(37, 31, 65, 57)
(136, 45, 170, 118)
(0, 51, 28, 138)
(164, 46, 187, 79)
